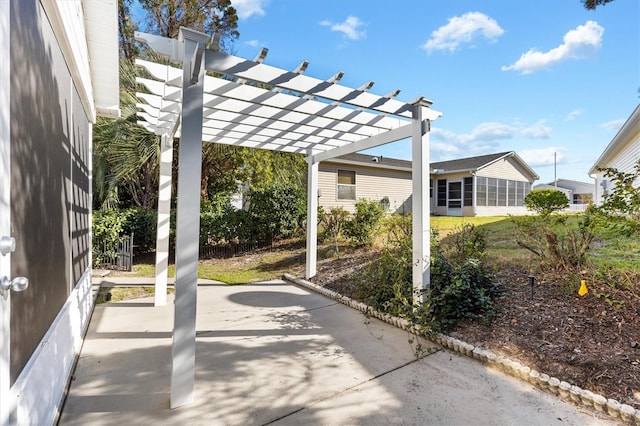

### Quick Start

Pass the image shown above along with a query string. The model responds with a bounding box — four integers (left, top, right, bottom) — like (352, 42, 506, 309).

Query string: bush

(92, 209, 131, 266)
(319, 207, 350, 256)
(524, 189, 569, 216)
(122, 207, 157, 252)
(511, 212, 595, 271)
(248, 182, 306, 240)
(352, 215, 499, 332)
(344, 199, 385, 247)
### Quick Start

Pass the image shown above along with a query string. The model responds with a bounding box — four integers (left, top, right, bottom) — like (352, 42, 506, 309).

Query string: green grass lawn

(119, 213, 637, 291)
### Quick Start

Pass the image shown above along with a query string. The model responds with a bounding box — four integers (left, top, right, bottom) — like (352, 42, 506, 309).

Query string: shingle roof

(333, 152, 413, 169)
(430, 152, 512, 172)
(333, 151, 513, 172)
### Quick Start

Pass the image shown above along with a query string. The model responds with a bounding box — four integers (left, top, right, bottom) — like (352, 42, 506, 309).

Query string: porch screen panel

(508, 180, 516, 206)
(497, 179, 507, 206)
(463, 177, 473, 206)
(437, 179, 447, 206)
(487, 178, 497, 206)
(476, 177, 487, 206)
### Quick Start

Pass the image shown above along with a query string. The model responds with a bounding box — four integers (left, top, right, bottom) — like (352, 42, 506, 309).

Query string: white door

(1, 2, 11, 421)
(447, 181, 463, 216)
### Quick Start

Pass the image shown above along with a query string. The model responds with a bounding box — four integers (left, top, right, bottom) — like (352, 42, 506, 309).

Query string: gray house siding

(9, 0, 92, 382)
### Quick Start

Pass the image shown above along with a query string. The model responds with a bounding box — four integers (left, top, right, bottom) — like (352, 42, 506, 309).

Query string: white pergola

(134, 27, 441, 409)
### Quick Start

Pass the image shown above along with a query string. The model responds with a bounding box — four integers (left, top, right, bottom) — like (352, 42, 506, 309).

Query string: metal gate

(96, 233, 134, 271)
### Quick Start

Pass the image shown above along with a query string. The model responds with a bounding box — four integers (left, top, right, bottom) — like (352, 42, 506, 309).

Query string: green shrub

(524, 189, 569, 216)
(122, 207, 157, 252)
(92, 209, 131, 266)
(320, 207, 350, 256)
(344, 199, 385, 247)
(248, 182, 306, 240)
(511, 212, 595, 271)
(352, 215, 499, 332)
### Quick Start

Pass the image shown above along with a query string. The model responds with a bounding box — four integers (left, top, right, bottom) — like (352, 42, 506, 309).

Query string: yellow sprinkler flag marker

(578, 279, 588, 296)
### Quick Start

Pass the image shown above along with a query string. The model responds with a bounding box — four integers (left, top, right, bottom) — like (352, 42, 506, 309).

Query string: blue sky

(227, 0, 639, 184)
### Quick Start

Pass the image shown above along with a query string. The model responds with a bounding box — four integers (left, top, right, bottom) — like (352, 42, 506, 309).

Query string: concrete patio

(58, 278, 611, 425)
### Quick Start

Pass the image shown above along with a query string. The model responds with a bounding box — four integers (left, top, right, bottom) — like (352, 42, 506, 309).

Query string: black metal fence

(95, 233, 134, 271)
(198, 238, 273, 259)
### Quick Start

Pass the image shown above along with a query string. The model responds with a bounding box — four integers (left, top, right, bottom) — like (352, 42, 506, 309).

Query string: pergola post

(155, 133, 173, 306)
(411, 103, 431, 304)
(305, 151, 319, 279)
(170, 28, 209, 409)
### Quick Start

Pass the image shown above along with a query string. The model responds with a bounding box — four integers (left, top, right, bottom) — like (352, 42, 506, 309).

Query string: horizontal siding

(477, 157, 533, 182)
(593, 134, 640, 204)
(319, 163, 412, 213)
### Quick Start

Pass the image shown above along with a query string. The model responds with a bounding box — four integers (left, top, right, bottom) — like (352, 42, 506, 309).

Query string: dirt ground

(308, 248, 640, 410)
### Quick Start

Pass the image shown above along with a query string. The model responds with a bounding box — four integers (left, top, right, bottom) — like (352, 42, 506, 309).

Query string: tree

(138, 0, 239, 51)
(524, 189, 569, 216)
(582, 0, 615, 9)
(93, 59, 160, 209)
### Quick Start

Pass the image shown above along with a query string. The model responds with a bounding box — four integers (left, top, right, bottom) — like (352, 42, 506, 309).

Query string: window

(463, 177, 473, 206)
(497, 179, 507, 206)
(337, 170, 356, 200)
(437, 179, 447, 206)
(430, 179, 433, 198)
(487, 178, 497, 206)
(507, 180, 516, 207)
(476, 177, 487, 206)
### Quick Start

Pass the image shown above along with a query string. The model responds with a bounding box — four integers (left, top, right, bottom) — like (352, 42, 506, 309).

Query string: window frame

(336, 169, 357, 201)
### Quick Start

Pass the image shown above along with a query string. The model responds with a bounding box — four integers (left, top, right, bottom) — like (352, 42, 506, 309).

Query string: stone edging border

(283, 273, 640, 425)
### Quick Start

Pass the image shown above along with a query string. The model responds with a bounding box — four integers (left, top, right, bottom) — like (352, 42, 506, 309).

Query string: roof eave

(588, 104, 640, 175)
(84, 0, 120, 119)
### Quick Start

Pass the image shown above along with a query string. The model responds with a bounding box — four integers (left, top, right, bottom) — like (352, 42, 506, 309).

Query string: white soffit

(84, 0, 120, 118)
(136, 47, 441, 154)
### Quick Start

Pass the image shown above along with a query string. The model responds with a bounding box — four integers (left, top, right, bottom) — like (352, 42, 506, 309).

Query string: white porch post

(411, 103, 431, 304)
(170, 28, 209, 409)
(154, 133, 173, 306)
(305, 151, 319, 279)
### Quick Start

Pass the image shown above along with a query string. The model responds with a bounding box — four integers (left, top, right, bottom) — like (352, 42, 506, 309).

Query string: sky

(224, 0, 639, 185)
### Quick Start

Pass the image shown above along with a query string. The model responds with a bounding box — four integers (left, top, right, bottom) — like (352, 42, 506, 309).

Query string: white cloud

(422, 12, 504, 53)
(521, 119, 551, 139)
(519, 147, 565, 167)
(565, 109, 584, 121)
(245, 39, 260, 47)
(320, 16, 366, 40)
(600, 118, 625, 132)
(502, 20, 604, 74)
(430, 122, 515, 157)
(232, 0, 267, 20)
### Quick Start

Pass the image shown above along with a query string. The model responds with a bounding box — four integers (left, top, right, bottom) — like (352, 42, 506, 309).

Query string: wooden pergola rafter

(134, 27, 441, 410)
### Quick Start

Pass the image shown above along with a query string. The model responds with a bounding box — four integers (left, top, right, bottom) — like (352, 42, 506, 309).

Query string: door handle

(1, 276, 28, 297)
(0, 236, 16, 256)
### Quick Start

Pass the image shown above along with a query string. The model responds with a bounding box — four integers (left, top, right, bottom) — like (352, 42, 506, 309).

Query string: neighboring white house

(533, 179, 595, 211)
(589, 104, 640, 205)
(319, 151, 539, 217)
(1, 1, 119, 424)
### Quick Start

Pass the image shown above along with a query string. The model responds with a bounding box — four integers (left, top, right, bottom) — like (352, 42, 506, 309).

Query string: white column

(154, 133, 173, 306)
(411, 105, 431, 304)
(305, 153, 319, 279)
(170, 29, 209, 409)
(0, 1, 13, 422)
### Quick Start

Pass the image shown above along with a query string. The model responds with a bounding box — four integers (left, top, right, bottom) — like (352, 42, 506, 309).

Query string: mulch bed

(310, 249, 640, 410)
